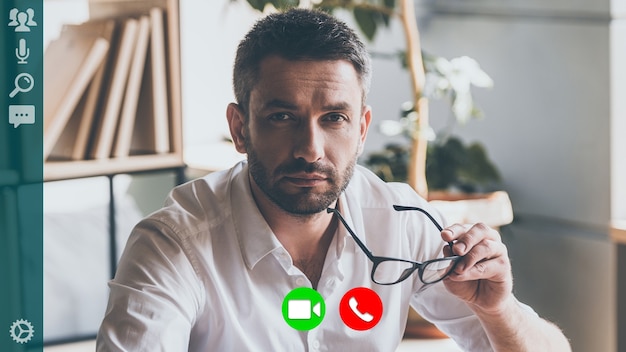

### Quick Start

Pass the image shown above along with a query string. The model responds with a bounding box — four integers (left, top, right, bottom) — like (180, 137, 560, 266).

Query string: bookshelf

(41, 0, 186, 344)
(43, 0, 184, 181)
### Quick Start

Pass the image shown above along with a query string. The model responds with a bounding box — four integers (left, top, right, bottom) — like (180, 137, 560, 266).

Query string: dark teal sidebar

(1, 1, 43, 351)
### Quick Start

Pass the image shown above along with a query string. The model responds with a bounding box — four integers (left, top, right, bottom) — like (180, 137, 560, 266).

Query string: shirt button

(295, 277, 306, 286)
(312, 340, 320, 349)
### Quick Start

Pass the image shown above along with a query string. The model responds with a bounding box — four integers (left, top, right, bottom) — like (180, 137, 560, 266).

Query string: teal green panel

(1, 0, 43, 351)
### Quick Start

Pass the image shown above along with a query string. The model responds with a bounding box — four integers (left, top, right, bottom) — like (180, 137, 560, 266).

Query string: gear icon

(10, 319, 34, 344)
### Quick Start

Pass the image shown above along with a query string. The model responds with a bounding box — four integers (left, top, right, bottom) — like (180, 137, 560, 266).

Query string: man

(97, 8, 570, 351)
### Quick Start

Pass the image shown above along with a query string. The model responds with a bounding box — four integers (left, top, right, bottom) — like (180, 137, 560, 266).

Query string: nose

(292, 120, 324, 163)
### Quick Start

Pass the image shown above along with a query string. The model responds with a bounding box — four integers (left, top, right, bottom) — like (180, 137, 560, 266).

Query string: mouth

(281, 173, 329, 187)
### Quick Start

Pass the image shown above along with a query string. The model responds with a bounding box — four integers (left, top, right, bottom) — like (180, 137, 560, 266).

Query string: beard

(246, 142, 357, 216)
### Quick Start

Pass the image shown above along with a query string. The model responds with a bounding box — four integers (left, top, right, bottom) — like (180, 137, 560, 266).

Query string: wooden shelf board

(44, 153, 184, 181)
(612, 221, 626, 244)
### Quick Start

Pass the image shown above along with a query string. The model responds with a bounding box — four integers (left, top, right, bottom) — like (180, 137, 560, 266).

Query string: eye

(323, 113, 348, 123)
(268, 113, 294, 122)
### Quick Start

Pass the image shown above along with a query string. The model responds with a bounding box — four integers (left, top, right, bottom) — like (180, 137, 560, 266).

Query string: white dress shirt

(97, 161, 531, 351)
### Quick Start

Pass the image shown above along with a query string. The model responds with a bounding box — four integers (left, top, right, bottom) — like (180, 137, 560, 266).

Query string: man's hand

(440, 223, 572, 351)
(441, 223, 513, 314)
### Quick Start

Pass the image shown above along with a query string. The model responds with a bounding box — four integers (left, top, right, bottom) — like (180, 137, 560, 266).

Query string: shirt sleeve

(410, 282, 494, 351)
(96, 218, 203, 351)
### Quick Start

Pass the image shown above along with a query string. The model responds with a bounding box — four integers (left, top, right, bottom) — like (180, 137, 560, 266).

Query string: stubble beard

(245, 140, 356, 216)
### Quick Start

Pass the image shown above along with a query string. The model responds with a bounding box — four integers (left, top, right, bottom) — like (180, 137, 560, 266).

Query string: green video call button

(282, 287, 325, 330)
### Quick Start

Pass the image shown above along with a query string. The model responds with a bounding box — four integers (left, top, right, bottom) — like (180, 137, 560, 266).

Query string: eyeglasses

(326, 205, 462, 286)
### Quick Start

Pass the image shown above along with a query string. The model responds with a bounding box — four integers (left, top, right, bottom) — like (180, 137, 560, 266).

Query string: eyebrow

(263, 99, 298, 110)
(322, 102, 351, 111)
(262, 99, 352, 112)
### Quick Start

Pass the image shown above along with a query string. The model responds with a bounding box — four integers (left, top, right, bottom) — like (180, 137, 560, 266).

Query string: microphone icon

(16, 38, 30, 64)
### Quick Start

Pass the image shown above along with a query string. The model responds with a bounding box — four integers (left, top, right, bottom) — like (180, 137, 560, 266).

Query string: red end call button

(339, 287, 383, 330)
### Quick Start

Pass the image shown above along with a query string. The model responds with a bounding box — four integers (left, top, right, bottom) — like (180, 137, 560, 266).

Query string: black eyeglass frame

(326, 205, 462, 286)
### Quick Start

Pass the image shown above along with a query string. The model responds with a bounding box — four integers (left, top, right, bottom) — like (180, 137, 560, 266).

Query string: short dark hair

(233, 8, 372, 114)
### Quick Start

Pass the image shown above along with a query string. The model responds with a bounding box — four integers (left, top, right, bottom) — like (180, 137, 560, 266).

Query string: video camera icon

(288, 299, 322, 320)
(282, 287, 325, 330)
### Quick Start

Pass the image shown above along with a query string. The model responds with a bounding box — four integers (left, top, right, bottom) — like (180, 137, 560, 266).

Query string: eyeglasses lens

(373, 260, 415, 285)
(421, 258, 457, 284)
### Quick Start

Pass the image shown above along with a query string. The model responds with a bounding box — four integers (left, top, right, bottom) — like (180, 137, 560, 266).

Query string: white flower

(379, 120, 405, 136)
(449, 56, 494, 91)
(416, 125, 436, 141)
(452, 91, 473, 124)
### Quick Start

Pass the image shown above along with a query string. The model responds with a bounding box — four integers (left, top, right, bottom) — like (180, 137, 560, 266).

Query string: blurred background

(41, 0, 625, 351)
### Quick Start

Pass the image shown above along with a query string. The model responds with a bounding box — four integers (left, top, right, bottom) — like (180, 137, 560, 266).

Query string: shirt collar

(230, 162, 283, 270)
(334, 191, 361, 256)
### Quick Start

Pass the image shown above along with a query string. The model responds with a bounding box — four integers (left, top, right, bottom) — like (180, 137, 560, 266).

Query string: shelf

(44, 153, 184, 181)
(612, 221, 626, 244)
(43, 0, 183, 180)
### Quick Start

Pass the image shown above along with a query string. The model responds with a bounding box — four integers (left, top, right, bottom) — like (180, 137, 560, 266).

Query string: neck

(249, 177, 336, 255)
(249, 177, 338, 288)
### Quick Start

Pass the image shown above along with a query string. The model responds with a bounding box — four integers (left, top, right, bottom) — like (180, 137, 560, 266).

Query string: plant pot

(427, 190, 514, 228)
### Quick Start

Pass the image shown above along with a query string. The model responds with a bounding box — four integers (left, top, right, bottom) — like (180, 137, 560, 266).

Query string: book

(165, 0, 183, 155)
(112, 15, 151, 158)
(43, 29, 110, 160)
(48, 89, 88, 161)
(89, 17, 139, 160)
(66, 19, 117, 161)
(130, 7, 170, 156)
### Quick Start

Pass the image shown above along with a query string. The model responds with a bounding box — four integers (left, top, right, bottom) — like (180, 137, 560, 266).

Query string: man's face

(229, 56, 371, 215)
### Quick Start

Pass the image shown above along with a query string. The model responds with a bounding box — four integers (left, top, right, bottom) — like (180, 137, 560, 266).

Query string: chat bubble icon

(9, 105, 35, 128)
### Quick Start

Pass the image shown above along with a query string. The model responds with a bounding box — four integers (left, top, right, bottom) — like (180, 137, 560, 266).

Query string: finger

(447, 255, 511, 283)
(442, 243, 454, 257)
(442, 223, 500, 256)
(440, 223, 470, 242)
(451, 240, 509, 279)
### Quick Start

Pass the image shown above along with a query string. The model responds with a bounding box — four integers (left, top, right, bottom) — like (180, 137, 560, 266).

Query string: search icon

(9, 72, 34, 98)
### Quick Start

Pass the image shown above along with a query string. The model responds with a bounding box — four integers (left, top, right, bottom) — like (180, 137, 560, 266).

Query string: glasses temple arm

(326, 208, 376, 260)
(393, 205, 444, 232)
(393, 205, 456, 249)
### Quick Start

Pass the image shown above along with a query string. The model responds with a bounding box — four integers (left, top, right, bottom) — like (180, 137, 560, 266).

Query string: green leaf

(383, 0, 396, 9)
(353, 7, 378, 41)
(270, 0, 300, 10)
(424, 137, 502, 191)
(314, 0, 338, 9)
(245, 0, 268, 11)
(381, 0, 396, 26)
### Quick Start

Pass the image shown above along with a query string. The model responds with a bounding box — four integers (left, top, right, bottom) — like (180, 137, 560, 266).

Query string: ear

(357, 105, 372, 156)
(226, 103, 248, 154)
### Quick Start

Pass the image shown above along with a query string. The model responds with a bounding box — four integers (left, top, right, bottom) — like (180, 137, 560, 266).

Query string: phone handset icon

(340, 288, 382, 330)
(349, 297, 374, 322)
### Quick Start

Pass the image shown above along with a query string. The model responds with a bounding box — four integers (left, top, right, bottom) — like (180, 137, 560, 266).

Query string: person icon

(15, 12, 30, 32)
(8, 8, 19, 26)
(26, 8, 37, 27)
(8, 8, 37, 32)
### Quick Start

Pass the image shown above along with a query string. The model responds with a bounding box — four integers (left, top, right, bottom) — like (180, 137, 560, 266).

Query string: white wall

(179, 0, 259, 148)
(417, 9, 613, 228)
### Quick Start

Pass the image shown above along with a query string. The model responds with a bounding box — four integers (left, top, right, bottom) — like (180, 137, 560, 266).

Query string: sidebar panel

(1, 0, 43, 351)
